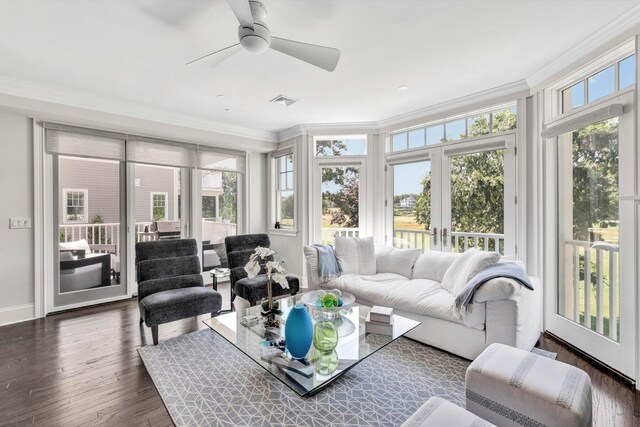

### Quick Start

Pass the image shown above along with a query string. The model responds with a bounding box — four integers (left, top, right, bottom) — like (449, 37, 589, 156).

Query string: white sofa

(303, 244, 542, 360)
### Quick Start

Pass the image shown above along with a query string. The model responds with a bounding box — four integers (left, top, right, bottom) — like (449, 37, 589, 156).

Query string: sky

(394, 161, 430, 195)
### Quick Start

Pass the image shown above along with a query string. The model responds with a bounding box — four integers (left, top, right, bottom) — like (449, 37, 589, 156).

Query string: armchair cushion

(60, 238, 92, 254)
(139, 287, 221, 327)
(136, 239, 198, 263)
(137, 255, 201, 283)
(138, 273, 204, 301)
(234, 274, 300, 305)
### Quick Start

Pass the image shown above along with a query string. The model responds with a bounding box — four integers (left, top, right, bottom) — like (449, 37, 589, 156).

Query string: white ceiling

(0, 0, 637, 135)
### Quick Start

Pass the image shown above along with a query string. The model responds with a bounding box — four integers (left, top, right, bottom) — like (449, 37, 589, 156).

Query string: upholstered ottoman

(466, 343, 592, 427)
(402, 397, 495, 427)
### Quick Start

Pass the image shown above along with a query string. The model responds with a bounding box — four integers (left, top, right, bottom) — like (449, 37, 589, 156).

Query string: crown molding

(377, 80, 530, 132)
(0, 75, 279, 144)
(527, 4, 640, 91)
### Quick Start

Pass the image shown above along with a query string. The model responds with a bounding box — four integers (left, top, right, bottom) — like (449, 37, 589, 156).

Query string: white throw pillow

(375, 246, 421, 279)
(59, 239, 92, 254)
(441, 248, 501, 296)
(334, 237, 376, 275)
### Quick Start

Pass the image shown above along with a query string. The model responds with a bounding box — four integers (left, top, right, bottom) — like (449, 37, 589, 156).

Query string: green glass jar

(313, 348, 338, 375)
(313, 320, 338, 352)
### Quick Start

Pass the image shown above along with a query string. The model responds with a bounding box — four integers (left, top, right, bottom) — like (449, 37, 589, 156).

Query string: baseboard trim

(0, 304, 35, 326)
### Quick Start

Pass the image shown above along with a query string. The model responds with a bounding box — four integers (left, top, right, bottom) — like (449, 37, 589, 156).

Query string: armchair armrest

(472, 277, 523, 303)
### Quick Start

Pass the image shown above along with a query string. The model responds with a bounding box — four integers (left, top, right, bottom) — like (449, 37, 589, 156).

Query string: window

(562, 54, 635, 113)
(63, 189, 88, 223)
(275, 154, 295, 228)
(390, 105, 517, 152)
(150, 192, 168, 221)
(315, 136, 367, 156)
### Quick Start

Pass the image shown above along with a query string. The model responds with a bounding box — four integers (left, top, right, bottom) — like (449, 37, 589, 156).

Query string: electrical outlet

(9, 217, 32, 229)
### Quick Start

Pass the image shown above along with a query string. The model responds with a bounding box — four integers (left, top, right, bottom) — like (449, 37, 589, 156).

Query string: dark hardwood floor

(1, 285, 638, 426)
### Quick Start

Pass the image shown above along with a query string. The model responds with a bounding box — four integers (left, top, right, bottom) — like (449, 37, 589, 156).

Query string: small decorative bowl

(301, 290, 355, 313)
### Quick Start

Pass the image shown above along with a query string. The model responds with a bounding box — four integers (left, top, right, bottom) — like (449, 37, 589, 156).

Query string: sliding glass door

(53, 155, 128, 308)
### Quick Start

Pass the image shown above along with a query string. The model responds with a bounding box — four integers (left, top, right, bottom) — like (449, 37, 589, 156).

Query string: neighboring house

(58, 158, 223, 225)
(400, 196, 416, 209)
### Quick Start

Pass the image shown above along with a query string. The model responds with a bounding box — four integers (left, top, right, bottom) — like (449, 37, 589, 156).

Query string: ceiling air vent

(270, 94, 298, 107)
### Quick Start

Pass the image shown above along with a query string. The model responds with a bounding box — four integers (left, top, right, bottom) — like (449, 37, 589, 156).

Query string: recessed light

(397, 85, 409, 91)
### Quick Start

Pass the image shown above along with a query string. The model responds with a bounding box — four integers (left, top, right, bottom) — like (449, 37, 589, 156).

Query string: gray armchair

(136, 239, 222, 345)
(225, 233, 300, 306)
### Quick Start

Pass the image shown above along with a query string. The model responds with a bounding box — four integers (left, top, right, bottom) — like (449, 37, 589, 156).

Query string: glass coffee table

(202, 294, 420, 396)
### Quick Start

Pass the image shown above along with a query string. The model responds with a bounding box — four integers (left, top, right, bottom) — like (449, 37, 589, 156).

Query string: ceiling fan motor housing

(238, 1, 270, 53)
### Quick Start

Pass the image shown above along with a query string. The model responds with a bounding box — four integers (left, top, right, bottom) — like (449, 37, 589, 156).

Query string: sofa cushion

(441, 249, 500, 296)
(334, 237, 376, 275)
(413, 250, 459, 282)
(375, 246, 421, 279)
(325, 274, 485, 330)
(60, 238, 92, 254)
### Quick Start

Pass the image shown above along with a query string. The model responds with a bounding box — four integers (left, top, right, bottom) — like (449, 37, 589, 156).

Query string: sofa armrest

(472, 277, 522, 303)
(303, 246, 321, 290)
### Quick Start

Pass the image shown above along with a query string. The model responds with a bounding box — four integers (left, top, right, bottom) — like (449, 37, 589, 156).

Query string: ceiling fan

(187, 0, 341, 72)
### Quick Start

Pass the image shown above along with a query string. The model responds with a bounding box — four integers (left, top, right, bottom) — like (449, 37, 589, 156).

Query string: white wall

(0, 111, 34, 324)
(247, 152, 267, 234)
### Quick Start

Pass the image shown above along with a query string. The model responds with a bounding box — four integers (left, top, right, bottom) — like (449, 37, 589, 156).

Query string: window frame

(62, 188, 88, 224)
(313, 135, 368, 157)
(388, 104, 517, 153)
(269, 147, 297, 235)
(275, 152, 295, 230)
(150, 191, 168, 221)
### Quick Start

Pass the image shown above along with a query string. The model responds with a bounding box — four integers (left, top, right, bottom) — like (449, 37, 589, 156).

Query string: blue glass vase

(284, 304, 313, 359)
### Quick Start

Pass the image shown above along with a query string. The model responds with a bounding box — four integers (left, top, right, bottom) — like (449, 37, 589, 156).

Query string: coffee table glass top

(202, 294, 420, 396)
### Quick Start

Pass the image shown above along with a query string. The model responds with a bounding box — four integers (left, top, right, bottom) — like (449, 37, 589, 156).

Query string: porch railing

(393, 229, 505, 254)
(564, 239, 619, 341)
(59, 220, 238, 256)
(321, 227, 359, 244)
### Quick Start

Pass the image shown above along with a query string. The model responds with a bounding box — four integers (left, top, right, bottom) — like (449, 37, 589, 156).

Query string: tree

(324, 175, 359, 227)
(219, 172, 237, 224)
(414, 109, 516, 243)
(570, 119, 619, 241)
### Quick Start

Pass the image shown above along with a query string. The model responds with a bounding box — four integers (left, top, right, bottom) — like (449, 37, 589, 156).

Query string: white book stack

(365, 306, 394, 336)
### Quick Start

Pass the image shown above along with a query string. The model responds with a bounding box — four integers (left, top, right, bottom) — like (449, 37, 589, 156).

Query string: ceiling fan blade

(186, 43, 242, 66)
(269, 37, 340, 72)
(225, 0, 254, 30)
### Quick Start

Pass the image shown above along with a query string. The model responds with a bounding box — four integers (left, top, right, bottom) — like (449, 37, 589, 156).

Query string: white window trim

(62, 188, 88, 224)
(269, 147, 298, 235)
(313, 135, 368, 157)
(150, 191, 168, 221)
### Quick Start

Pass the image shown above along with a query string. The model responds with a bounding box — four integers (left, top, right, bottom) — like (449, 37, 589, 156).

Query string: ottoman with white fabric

(465, 343, 592, 427)
(402, 397, 495, 427)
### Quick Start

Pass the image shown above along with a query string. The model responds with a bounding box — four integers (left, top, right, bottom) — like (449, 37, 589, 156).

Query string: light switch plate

(9, 217, 32, 229)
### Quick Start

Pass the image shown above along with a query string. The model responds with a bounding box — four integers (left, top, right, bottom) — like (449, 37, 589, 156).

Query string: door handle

(442, 228, 448, 246)
(430, 227, 438, 246)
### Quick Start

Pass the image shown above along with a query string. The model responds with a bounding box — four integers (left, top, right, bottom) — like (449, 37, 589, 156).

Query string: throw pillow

(59, 238, 92, 254)
(375, 245, 421, 279)
(441, 248, 501, 296)
(334, 237, 376, 275)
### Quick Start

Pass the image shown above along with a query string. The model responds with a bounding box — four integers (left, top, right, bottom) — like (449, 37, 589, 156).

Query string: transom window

(63, 189, 88, 223)
(562, 54, 636, 113)
(315, 136, 367, 156)
(276, 154, 295, 228)
(151, 192, 168, 221)
(390, 105, 517, 152)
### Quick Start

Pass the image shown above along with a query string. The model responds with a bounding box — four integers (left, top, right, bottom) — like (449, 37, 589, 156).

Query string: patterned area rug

(138, 329, 470, 427)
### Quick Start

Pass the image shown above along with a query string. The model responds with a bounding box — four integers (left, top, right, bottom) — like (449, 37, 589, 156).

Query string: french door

(544, 92, 636, 377)
(387, 134, 516, 257)
(312, 157, 368, 245)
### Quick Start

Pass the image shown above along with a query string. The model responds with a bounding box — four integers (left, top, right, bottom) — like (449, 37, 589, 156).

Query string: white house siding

(134, 164, 177, 222)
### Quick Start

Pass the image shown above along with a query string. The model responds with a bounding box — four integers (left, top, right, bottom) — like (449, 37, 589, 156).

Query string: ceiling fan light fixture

(238, 22, 271, 53)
